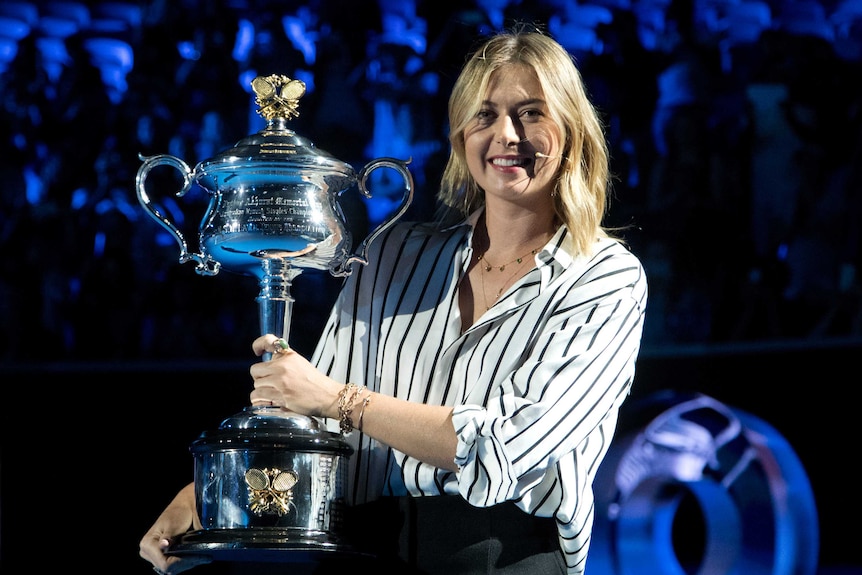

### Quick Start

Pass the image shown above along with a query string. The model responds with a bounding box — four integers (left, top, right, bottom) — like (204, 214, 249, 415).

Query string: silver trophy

(135, 75, 413, 561)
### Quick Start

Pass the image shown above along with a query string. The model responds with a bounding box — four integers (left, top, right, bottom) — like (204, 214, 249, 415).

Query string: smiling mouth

(491, 157, 534, 168)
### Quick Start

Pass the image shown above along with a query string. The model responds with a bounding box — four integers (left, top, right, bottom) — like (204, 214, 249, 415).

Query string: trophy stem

(257, 258, 301, 358)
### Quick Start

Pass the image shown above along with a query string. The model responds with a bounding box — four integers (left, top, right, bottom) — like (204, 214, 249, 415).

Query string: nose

(496, 115, 522, 147)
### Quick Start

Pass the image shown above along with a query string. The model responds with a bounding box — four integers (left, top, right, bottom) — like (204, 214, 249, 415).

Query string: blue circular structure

(587, 391, 819, 575)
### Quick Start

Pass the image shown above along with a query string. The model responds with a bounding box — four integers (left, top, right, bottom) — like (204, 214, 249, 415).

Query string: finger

(141, 533, 211, 575)
(250, 397, 282, 407)
(252, 334, 276, 356)
(139, 531, 170, 565)
(250, 386, 283, 407)
(271, 337, 291, 355)
(252, 335, 291, 356)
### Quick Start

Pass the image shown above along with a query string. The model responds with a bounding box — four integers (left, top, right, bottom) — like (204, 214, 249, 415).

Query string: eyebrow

(481, 98, 546, 108)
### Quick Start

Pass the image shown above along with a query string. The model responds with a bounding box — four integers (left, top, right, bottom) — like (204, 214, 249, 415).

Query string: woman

(140, 25, 648, 575)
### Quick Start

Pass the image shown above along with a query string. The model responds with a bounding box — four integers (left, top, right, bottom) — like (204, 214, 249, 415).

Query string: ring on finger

(272, 337, 290, 354)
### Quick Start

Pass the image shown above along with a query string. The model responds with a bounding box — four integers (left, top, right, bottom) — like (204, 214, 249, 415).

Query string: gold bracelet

(357, 393, 372, 432)
(337, 383, 365, 434)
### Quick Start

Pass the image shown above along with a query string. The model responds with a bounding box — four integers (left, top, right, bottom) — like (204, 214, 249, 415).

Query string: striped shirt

(312, 210, 648, 574)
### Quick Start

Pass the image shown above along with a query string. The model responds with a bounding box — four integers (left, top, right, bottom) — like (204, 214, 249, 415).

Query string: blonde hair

(437, 26, 614, 256)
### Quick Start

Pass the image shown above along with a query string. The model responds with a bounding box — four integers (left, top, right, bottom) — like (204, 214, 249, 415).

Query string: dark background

(1, 0, 861, 573)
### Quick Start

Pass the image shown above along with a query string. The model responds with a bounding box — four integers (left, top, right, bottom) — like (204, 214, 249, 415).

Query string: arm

(139, 483, 211, 574)
(250, 337, 459, 471)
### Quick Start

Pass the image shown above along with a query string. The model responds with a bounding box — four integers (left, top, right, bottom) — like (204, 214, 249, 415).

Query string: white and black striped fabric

(312, 210, 648, 574)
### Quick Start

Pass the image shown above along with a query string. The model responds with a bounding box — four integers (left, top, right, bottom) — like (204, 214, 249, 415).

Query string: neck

(478, 210, 557, 261)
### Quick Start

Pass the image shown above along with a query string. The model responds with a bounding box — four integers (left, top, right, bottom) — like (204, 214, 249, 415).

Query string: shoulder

(550, 231, 644, 275)
(557, 236, 647, 296)
(364, 219, 471, 258)
(584, 238, 646, 281)
(590, 237, 645, 268)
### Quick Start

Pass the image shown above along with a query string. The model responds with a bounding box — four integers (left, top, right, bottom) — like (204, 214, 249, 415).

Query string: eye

(520, 108, 544, 122)
(476, 108, 496, 125)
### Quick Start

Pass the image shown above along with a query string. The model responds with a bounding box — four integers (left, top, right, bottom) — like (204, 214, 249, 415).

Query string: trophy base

(168, 528, 363, 563)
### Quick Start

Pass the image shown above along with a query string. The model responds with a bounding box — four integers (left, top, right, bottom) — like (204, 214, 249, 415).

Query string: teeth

(492, 158, 528, 167)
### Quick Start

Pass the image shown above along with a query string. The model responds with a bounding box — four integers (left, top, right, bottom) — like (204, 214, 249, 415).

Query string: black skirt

(328, 495, 566, 574)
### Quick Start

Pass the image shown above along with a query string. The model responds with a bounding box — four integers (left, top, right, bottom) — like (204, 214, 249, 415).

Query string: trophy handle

(332, 157, 414, 276)
(135, 153, 221, 276)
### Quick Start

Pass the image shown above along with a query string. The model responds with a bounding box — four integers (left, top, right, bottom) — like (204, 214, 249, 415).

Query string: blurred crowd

(1, 0, 861, 363)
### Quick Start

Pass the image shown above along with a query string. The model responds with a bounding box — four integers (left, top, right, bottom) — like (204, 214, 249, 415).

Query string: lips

(490, 156, 534, 168)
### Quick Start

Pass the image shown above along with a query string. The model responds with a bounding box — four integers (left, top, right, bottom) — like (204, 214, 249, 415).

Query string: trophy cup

(135, 75, 413, 562)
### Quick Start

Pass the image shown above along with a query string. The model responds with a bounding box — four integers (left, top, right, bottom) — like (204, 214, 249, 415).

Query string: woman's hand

(139, 483, 211, 575)
(250, 335, 342, 419)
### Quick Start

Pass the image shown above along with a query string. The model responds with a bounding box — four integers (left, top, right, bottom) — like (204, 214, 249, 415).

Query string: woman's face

(463, 63, 562, 207)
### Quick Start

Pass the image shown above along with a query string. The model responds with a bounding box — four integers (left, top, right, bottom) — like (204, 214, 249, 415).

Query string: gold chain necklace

(477, 248, 539, 273)
(476, 246, 542, 311)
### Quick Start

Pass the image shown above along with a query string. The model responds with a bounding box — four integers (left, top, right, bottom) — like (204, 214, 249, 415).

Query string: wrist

(357, 392, 372, 432)
(336, 383, 368, 434)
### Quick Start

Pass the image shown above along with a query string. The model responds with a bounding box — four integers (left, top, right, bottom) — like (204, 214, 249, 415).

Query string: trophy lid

(194, 75, 357, 192)
(189, 405, 354, 455)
